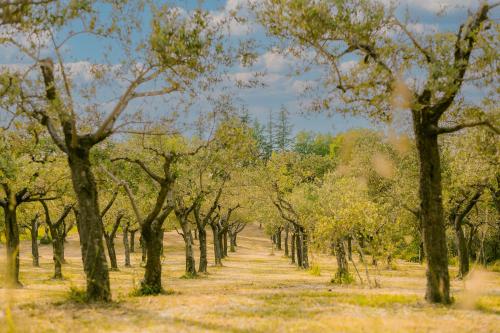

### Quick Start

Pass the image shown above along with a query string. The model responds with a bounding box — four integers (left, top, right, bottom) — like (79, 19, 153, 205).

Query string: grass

(1, 223, 500, 332)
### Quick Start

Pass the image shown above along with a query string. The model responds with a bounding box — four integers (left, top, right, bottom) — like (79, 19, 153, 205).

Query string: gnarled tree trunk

(334, 240, 349, 283)
(140, 221, 164, 294)
(30, 215, 40, 267)
(3, 206, 22, 287)
(69, 147, 111, 301)
(123, 223, 131, 267)
(198, 226, 208, 273)
(414, 124, 450, 304)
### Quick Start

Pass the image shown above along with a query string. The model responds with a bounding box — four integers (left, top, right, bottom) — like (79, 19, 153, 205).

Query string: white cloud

(407, 23, 438, 34)
(259, 51, 291, 73)
(377, 0, 475, 13)
(339, 60, 357, 73)
(208, 0, 259, 36)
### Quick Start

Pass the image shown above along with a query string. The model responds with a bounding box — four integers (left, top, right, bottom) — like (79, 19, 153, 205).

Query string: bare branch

(436, 120, 499, 135)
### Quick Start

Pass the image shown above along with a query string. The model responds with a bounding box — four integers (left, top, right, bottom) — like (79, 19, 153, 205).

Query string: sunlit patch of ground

(1, 224, 499, 332)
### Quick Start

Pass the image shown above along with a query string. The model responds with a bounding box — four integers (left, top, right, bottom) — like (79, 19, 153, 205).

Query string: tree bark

(290, 233, 296, 264)
(347, 236, 353, 261)
(414, 124, 450, 304)
(295, 228, 302, 268)
(222, 230, 228, 257)
(301, 230, 309, 269)
(123, 224, 131, 267)
(104, 235, 118, 271)
(453, 218, 469, 278)
(229, 232, 236, 252)
(129, 229, 136, 252)
(198, 226, 208, 273)
(52, 237, 64, 279)
(30, 216, 40, 267)
(140, 235, 147, 264)
(3, 206, 22, 287)
(211, 224, 222, 266)
(140, 221, 164, 294)
(183, 231, 196, 276)
(276, 228, 282, 250)
(69, 148, 111, 301)
(334, 240, 349, 283)
(284, 225, 289, 257)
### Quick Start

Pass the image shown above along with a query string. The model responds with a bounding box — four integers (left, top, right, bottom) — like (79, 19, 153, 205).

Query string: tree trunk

(198, 226, 208, 273)
(229, 232, 236, 252)
(414, 124, 450, 304)
(123, 226, 131, 267)
(211, 224, 222, 266)
(334, 240, 349, 283)
(3, 206, 22, 287)
(52, 237, 64, 279)
(301, 230, 309, 269)
(290, 233, 296, 264)
(140, 221, 164, 294)
(130, 230, 136, 252)
(30, 217, 39, 267)
(295, 229, 302, 268)
(104, 235, 118, 271)
(184, 232, 196, 276)
(68, 148, 111, 301)
(453, 218, 469, 279)
(222, 230, 228, 257)
(418, 241, 425, 264)
(347, 236, 353, 261)
(284, 225, 289, 257)
(277, 228, 282, 250)
(179, 217, 196, 276)
(140, 235, 147, 264)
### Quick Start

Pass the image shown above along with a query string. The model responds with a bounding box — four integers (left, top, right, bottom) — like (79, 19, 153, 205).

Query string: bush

(308, 264, 321, 276)
(67, 286, 88, 303)
(331, 271, 354, 285)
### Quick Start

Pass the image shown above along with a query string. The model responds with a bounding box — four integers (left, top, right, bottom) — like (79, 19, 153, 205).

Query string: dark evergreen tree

(275, 105, 293, 152)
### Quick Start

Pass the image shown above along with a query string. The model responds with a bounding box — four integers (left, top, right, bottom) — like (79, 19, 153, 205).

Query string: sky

(0, 0, 495, 136)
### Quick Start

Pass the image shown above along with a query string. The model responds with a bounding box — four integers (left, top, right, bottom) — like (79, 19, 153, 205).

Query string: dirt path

(1, 223, 499, 332)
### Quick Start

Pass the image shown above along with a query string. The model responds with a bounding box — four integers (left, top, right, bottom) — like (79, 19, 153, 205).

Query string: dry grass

(0, 224, 499, 333)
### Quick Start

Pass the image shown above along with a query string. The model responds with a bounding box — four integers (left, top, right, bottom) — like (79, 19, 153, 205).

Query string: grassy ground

(0, 223, 499, 333)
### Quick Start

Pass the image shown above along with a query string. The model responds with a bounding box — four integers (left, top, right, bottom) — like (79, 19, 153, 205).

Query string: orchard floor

(1, 223, 499, 333)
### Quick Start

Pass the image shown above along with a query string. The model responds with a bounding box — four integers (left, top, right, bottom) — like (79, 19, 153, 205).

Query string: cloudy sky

(0, 0, 493, 136)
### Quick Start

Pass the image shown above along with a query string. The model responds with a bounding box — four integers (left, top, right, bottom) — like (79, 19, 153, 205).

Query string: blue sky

(0, 0, 493, 136)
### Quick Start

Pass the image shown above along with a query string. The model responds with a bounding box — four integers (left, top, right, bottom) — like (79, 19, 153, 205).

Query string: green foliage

(331, 272, 355, 285)
(308, 264, 321, 276)
(67, 286, 88, 304)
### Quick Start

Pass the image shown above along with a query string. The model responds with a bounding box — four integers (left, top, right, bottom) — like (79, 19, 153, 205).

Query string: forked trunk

(414, 123, 450, 304)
